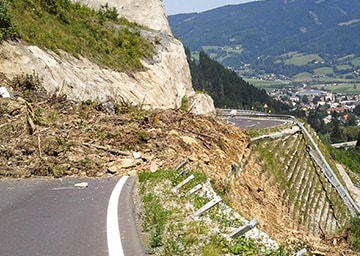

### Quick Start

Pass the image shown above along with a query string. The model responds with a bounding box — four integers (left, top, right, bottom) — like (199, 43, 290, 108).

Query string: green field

(244, 78, 290, 88)
(245, 76, 360, 94)
(337, 64, 353, 70)
(315, 84, 360, 93)
(283, 53, 324, 66)
(351, 58, 360, 67)
(202, 45, 243, 62)
(314, 67, 333, 76)
(293, 72, 313, 80)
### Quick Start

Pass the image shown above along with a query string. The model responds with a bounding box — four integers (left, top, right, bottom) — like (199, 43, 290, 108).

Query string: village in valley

(269, 87, 360, 120)
(268, 85, 360, 126)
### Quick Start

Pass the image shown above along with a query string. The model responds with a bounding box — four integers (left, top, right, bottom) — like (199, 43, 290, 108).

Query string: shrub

(180, 96, 189, 111)
(0, 0, 18, 40)
(349, 216, 360, 251)
(98, 3, 118, 21)
(11, 71, 44, 91)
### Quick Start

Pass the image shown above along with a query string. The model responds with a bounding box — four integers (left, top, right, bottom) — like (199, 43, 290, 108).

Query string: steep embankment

(226, 123, 357, 255)
(0, 0, 214, 115)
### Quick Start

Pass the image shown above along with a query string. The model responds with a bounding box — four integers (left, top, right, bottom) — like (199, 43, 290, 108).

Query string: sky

(162, 0, 259, 15)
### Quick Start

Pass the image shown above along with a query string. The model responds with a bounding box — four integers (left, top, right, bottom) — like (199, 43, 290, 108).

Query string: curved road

(227, 116, 285, 129)
(0, 176, 145, 256)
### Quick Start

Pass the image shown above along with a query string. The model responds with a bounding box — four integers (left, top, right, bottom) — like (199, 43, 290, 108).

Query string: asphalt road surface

(228, 116, 285, 129)
(0, 176, 145, 256)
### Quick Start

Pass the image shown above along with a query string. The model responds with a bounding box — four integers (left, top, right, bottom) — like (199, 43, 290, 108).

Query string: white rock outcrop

(0, 0, 215, 115)
(75, 0, 171, 34)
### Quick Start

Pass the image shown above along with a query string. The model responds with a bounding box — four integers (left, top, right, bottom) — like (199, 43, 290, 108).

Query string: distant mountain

(169, 0, 360, 80)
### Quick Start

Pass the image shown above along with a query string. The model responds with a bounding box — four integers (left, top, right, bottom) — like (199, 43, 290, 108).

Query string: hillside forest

(186, 49, 289, 113)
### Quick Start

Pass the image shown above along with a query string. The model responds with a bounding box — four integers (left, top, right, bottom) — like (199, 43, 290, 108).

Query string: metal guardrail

(293, 117, 360, 216)
(331, 141, 357, 149)
(221, 109, 360, 216)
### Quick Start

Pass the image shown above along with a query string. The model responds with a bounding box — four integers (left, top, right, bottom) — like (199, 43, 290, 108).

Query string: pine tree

(330, 113, 343, 143)
(356, 131, 360, 149)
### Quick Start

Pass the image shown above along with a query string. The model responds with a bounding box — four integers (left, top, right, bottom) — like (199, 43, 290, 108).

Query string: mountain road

(0, 176, 145, 256)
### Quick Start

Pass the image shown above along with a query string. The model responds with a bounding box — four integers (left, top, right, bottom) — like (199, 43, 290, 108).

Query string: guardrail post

(229, 219, 259, 238)
(193, 196, 222, 217)
(186, 184, 202, 197)
(294, 248, 307, 256)
(172, 174, 194, 193)
(175, 160, 188, 171)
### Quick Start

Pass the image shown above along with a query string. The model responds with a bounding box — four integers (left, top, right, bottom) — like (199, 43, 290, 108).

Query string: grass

(142, 193, 169, 247)
(202, 45, 243, 63)
(320, 84, 360, 93)
(351, 57, 360, 67)
(350, 216, 360, 251)
(247, 122, 293, 139)
(314, 67, 333, 76)
(284, 53, 323, 66)
(254, 141, 289, 191)
(180, 96, 190, 112)
(7, 0, 155, 72)
(293, 72, 313, 80)
(337, 64, 353, 70)
(243, 78, 290, 89)
(138, 168, 296, 255)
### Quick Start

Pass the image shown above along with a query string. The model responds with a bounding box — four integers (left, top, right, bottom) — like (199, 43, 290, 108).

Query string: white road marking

(107, 176, 129, 256)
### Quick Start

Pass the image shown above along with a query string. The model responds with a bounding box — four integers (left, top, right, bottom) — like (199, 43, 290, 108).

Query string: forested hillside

(170, 0, 360, 80)
(186, 49, 289, 112)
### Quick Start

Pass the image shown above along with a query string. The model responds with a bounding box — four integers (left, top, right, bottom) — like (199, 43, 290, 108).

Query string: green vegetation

(293, 72, 313, 81)
(243, 79, 290, 89)
(186, 49, 289, 113)
(247, 123, 293, 139)
(306, 106, 360, 176)
(138, 169, 295, 255)
(11, 71, 44, 92)
(319, 84, 360, 94)
(142, 192, 169, 247)
(351, 57, 360, 66)
(329, 147, 360, 179)
(5, 0, 154, 72)
(179, 96, 190, 112)
(0, 1, 18, 39)
(349, 216, 360, 251)
(202, 45, 243, 63)
(283, 53, 323, 66)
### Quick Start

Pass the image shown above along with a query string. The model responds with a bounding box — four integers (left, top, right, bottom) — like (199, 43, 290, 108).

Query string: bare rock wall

(0, 0, 215, 115)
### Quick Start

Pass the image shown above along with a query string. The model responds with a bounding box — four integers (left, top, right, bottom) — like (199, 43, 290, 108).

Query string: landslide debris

(0, 76, 359, 255)
(0, 77, 249, 180)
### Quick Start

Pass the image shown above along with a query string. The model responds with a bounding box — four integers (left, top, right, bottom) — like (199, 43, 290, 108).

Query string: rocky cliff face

(0, 0, 215, 115)
(75, 0, 171, 34)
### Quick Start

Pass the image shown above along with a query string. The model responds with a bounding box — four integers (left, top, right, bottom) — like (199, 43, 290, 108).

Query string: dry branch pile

(0, 83, 249, 180)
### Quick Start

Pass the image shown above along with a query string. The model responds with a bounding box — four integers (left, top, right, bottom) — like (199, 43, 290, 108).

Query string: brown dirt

(0, 82, 358, 255)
